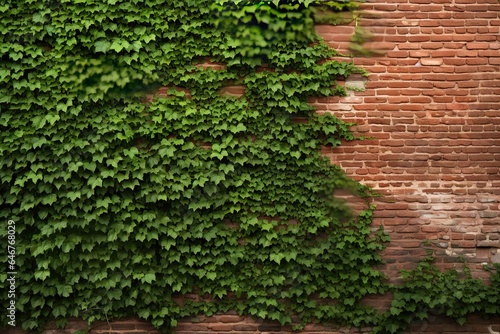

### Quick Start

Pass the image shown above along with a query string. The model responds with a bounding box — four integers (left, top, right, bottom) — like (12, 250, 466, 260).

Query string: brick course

(14, 315, 500, 334)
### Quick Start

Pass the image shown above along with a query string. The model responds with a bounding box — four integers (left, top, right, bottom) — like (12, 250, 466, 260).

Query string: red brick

(219, 85, 245, 97)
(232, 324, 258, 331)
(467, 42, 490, 49)
(421, 42, 444, 49)
(208, 323, 236, 331)
(398, 240, 425, 248)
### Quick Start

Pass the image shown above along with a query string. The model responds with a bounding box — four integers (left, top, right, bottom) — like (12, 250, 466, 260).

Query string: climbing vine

(0, 0, 498, 333)
(373, 255, 500, 334)
(0, 0, 387, 331)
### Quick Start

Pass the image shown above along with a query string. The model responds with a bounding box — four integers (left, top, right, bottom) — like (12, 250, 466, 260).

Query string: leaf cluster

(0, 0, 385, 331)
(373, 256, 500, 334)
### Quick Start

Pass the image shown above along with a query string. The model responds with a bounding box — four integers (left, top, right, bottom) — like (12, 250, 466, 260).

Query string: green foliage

(0, 0, 385, 332)
(373, 256, 500, 334)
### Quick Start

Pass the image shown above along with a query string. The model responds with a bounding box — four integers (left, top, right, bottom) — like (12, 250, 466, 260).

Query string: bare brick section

(4, 0, 500, 333)
(315, 0, 500, 285)
(13, 315, 500, 334)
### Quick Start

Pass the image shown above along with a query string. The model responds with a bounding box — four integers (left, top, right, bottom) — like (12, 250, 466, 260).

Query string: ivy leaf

(110, 39, 130, 52)
(34, 270, 50, 281)
(143, 33, 156, 43)
(158, 145, 175, 158)
(45, 113, 60, 124)
(270, 253, 283, 264)
(142, 273, 156, 284)
(230, 123, 247, 133)
(41, 194, 57, 205)
(210, 172, 225, 185)
(94, 40, 111, 53)
(52, 305, 67, 317)
(57, 285, 73, 297)
(96, 197, 112, 209)
(27, 171, 43, 184)
(88, 176, 103, 189)
(32, 115, 46, 129)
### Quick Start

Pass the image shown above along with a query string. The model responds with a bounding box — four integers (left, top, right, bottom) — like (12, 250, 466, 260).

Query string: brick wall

(5, 0, 500, 333)
(12, 314, 500, 334)
(313, 0, 500, 281)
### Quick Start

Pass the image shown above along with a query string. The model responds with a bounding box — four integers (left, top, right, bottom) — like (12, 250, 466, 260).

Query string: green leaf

(88, 176, 103, 189)
(158, 145, 175, 158)
(42, 194, 57, 205)
(142, 273, 156, 284)
(94, 40, 111, 53)
(57, 285, 73, 297)
(52, 305, 67, 317)
(110, 39, 130, 52)
(66, 191, 82, 201)
(34, 270, 50, 281)
(270, 253, 284, 264)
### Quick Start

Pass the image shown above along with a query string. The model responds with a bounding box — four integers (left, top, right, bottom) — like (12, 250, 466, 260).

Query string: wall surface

(5, 0, 500, 333)
(316, 0, 500, 281)
(7, 314, 500, 334)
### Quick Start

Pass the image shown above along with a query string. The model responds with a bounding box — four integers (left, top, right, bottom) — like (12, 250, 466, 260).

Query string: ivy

(1, 1, 499, 334)
(0, 0, 382, 331)
(373, 256, 500, 334)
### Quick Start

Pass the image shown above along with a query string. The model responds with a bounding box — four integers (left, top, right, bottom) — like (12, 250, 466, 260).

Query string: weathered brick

(208, 323, 235, 331)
